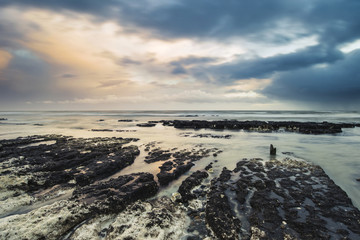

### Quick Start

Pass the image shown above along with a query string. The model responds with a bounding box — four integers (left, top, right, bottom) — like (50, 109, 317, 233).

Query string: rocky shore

(1, 134, 360, 239)
(161, 120, 360, 134)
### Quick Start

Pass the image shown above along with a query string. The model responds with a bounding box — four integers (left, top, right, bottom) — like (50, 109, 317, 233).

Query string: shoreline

(0, 134, 360, 239)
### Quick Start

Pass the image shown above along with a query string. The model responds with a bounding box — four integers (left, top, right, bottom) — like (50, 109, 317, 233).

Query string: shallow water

(1, 110, 359, 209)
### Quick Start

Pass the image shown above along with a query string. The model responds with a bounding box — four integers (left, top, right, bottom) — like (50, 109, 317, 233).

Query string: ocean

(1, 110, 360, 210)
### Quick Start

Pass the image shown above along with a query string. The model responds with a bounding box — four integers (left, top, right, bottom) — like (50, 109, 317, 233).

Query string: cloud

(262, 49, 360, 107)
(118, 57, 142, 66)
(207, 44, 344, 83)
(1, 0, 360, 109)
(170, 56, 219, 66)
(0, 49, 52, 101)
(61, 73, 77, 78)
(2, 1, 359, 49)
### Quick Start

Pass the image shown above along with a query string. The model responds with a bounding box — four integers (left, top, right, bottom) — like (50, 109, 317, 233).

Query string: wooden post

(270, 144, 276, 155)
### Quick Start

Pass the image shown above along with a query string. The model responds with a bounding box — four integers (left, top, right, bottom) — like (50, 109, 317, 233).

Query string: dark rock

(91, 129, 113, 132)
(161, 120, 357, 135)
(0, 135, 139, 191)
(137, 123, 156, 127)
(178, 170, 209, 202)
(118, 119, 133, 122)
(98, 119, 105, 122)
(180, 133, 232, 139)
(205, 169, 241, 240)
(158, 161, 173, 171)
(234, 158, 360, 239)
(144, 149, 172, 163)
(205, 163, 213, 171)
(157, 162, 195, 186)
(0, 118, 7, 121)
(72, 172, 159, 214)
(219, 167, 232, 182)
(179, 115, 199, 117)
(270, 144, 276, 155)
(148, 121, 160, 124)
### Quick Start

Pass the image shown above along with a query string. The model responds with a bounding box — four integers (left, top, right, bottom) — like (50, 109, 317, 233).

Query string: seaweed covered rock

(0, 135, 139, 192)
(161, 120, 357, 134)
(178, 170, 209, 202)
(157, 162, 195, 186)
(205, 168, 241, 240)
(72, 172, 159, 214)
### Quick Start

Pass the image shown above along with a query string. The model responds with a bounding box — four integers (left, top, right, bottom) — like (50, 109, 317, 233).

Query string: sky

(0, 0, 360, 111)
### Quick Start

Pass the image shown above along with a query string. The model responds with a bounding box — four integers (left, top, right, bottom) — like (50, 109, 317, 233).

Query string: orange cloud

(0, 49, 12, 76)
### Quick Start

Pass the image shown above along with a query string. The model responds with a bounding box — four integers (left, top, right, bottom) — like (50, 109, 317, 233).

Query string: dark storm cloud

(1, 0, 359, 47)
(262, 49, 360, 106)
(210, 45, 344, 82)
(0, 0, 353, 41)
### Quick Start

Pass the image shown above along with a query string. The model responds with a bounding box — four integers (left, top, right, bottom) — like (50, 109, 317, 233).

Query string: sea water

(0, 110, 359, 209)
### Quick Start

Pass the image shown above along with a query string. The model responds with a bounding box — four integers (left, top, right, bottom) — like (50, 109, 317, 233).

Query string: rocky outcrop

(0, 135, 140, 192)
(226, 158, 360, 239)
(72, 173, 158, 214)
(205, 167, 241, 240)
(156, 148, 219, 186)
(179, 132, 232, 139)
(144, 149, 172, 163)
(69, 197, 188, 240)
(0, 172, 159, 240)
(157, 162, 195, 186)
(2, 134, 360, 240)
(161, 120, 359, 134)
(0, 135, 144, 220)
(118, 119, 134, 122)
(136, 123, 156, 127)
(178, 170, 209, 202)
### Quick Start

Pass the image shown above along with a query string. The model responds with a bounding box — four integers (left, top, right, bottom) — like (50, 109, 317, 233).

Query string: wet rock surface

(0, 135, 162, 239)
(0, 135, 141, 214)
(69, 197, 188, 240)
(1, 135, 360, 240)
(118, 119, 134, 122)
(206, 168, 241, 240)
(1, 135, 140, 190)
(0, 172, 159, 240)
(162, 120, 360, 134)
(178, 170, 209, 202)
(72, 172, 159, 214)
(91, 129, 137, 132)
(180, 132, 232, 139)
(136, 122, 156, 127)
(204, 158, 360, 240)
(156, 148, 219, 186)
(144, 148, 172, 163)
